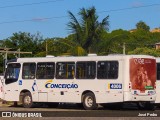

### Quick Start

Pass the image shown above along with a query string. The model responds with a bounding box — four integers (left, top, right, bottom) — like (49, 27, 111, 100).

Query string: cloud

(131, 2, 143, 7)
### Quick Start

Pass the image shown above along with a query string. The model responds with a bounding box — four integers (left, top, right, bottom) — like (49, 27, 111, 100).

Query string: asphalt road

(1, 103, 160, 120)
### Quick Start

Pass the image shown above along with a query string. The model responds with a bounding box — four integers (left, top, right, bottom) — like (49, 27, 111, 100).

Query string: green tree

(128, 27, 159, 53)
(128, 47, 160, 57)
(2, 32, 43, 57)
(97, 29, 130, 55)
(63, 35, 86, 56)
(68, 6, 109, 53)
(45, 37, 72, 56)
(136, 21, 150, 31)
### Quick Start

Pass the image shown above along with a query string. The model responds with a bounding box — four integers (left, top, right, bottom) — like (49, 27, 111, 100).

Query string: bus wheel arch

(20, 90, 30, 101)
(20, 90, 34, 108)
(19, 90, 30, 101)
(81, 90, 98, 110)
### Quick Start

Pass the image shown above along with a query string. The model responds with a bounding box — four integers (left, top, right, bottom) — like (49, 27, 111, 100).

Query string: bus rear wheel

(22, 92, 34, 108)
(82, 92, 97, 110)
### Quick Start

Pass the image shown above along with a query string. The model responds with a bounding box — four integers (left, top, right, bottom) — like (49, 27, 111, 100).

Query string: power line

(0, 15, 68, 24)
(98, 3, 160, 13)
(0, 3, 159, 25)
(0, 0, 64, 9)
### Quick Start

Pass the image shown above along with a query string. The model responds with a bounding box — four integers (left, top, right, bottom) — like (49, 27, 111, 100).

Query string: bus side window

(22, 63, 36, 79)
(108, 61, 118, 79)
(76, 66, 83, 79)
(56, 62, 75, 79)
(36, 62, 55, 79)
(76, 61, 96, 79)
(97, 61, 118, 79)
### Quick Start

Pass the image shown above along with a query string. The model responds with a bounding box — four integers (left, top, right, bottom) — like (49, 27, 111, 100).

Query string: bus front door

(3, 63, 21, 101)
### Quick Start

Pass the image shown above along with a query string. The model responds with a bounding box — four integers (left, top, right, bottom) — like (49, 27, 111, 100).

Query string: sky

(0, 0, 160, 40)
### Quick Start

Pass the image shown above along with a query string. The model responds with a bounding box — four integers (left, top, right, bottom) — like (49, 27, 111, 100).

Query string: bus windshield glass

(5, 63, 21, 84)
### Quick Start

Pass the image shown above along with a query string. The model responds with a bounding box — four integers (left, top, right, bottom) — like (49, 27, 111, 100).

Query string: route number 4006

(109, 83, 122, 89)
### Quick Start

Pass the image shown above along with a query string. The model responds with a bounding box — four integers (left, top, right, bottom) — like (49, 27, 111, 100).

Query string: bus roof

(9, 54, 155, 63)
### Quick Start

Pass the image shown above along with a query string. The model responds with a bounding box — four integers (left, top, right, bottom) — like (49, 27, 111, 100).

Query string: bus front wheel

(82, 92, 98, 110)
(22, 92, 34, 108)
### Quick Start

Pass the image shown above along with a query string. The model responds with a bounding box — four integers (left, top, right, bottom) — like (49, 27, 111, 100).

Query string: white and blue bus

(2, 54, 156, 110)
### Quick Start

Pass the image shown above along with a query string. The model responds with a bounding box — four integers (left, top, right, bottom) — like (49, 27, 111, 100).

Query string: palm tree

(67, 6, 109, 53)
(53, 38, 86, 56)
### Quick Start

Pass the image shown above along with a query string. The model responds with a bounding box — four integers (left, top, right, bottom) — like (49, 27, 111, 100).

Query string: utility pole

(46, 40, 48, 56)
(0, 47, 12, 72)
(0, 47, 32, 72)
(18, 48, 20, 58)
(123, 42, 126, 55)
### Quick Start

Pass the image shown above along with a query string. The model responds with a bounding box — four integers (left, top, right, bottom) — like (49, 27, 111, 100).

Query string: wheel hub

(85, 96, 93, 107)
(24, 96, 31, 105)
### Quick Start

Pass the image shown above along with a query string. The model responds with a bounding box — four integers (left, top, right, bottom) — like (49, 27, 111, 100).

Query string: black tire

(47, 102, 59, 108)
(22, 92, 34, 108)
(137, 102, 146, 110)
(82, 92, 98, 110)
(137, 102, 154, 110)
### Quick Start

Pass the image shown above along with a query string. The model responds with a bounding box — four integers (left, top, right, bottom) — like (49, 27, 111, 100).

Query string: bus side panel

(97, 60, 124, 103)
(96, 60, 124, 103)
(3, 83, 19, 101)
(19, 80, 39, 102)
(74, 81, 123, 104)
(46, 79, 81, 103)
(74, 60, 124, 104)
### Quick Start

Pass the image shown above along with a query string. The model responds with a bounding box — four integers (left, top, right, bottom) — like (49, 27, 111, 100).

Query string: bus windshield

(5, 63, 21, 85)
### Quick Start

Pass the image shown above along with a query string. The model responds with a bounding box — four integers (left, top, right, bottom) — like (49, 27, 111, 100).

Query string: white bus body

(2, 55, 156, 110)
